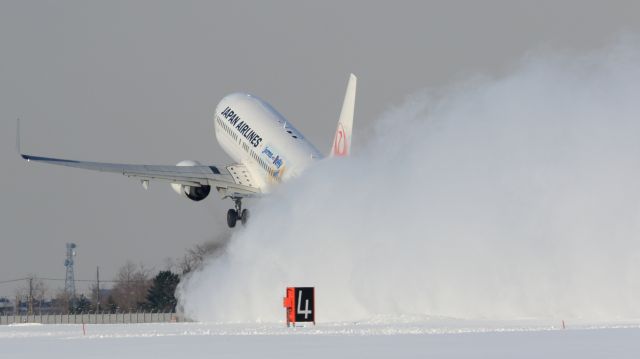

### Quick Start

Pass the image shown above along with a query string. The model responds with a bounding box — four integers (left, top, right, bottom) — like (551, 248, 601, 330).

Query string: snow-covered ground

(1, 318, 639, 358)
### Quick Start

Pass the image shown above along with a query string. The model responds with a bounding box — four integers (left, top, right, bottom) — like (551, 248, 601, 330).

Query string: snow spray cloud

(178, 42, 640, 322)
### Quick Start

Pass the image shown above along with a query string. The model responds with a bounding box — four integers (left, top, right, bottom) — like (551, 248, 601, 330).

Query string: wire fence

(0, 311, 186, 325)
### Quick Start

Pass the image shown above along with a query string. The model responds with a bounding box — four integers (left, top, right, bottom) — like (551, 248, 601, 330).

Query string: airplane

(17, 74, 357, 228)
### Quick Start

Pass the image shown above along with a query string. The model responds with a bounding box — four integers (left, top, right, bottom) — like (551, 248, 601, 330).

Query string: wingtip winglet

(16, 118, 28, 161)
(16, 118, 21, 154)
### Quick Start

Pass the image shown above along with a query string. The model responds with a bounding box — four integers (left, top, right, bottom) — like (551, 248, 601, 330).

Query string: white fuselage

(214, 93, 323, 191)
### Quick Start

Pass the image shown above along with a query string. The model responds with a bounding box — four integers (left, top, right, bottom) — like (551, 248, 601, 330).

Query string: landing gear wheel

(227, 209, 238, 228)
(227, 197, 248, 228)
(241, 209, 249, 225)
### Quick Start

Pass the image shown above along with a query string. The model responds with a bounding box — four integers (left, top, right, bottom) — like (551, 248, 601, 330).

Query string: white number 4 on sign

(297, 290, 312, 319)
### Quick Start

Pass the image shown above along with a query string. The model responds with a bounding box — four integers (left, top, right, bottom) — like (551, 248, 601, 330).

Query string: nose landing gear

(226, 197, 248, 228)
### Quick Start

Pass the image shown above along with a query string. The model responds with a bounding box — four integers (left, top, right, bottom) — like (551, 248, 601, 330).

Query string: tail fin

(330, 73, 357, 157)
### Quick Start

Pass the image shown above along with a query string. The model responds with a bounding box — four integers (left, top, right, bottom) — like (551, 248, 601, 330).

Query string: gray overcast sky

(1, 1, 639, 296)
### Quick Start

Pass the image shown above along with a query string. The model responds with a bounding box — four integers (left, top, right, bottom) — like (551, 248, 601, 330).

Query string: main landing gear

(227, 197, 248, 228)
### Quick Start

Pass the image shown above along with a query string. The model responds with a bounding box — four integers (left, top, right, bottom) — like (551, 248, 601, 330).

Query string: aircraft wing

(20, 153, 261, 197)
(17, 121, 260, 198)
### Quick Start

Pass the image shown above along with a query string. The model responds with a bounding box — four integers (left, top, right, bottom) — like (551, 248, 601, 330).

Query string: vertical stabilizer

(330, 73, 357, 157)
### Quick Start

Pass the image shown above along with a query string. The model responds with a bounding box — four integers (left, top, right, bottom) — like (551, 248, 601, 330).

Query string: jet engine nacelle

(171, 160, 211, 202)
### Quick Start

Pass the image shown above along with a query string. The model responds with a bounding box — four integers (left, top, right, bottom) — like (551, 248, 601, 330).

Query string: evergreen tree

(70, 295, 93, 314)
(106, 295, 118, 313)
(146, 271, 179, 312)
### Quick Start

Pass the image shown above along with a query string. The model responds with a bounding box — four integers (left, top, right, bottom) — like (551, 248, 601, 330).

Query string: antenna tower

(64, 243, 77, 301)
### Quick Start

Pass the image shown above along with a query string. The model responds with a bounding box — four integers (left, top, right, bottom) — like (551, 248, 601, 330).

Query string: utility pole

(96, 266, 100, 313)
(28, 277, 33, 316)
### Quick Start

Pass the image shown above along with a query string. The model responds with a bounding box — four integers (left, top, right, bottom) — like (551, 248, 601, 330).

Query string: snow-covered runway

(2, 319, 639, 358)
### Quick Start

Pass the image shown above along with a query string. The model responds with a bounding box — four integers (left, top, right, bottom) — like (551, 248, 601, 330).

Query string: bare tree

(13, 287, 24, 314)
(109, 261, 151, 311)
(14, 275, 48, 314)
(52, 289, 71, 314)
(178, 232, 231, 275)
(29, 276, 47, 314)
(88, 282, 109, 312)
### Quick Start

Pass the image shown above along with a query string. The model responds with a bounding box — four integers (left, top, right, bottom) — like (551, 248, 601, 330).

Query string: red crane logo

(333, 123, 348, 156)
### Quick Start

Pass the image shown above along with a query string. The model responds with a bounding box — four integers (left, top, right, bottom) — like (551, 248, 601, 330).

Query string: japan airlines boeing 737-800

(18, 74, 357, 228)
